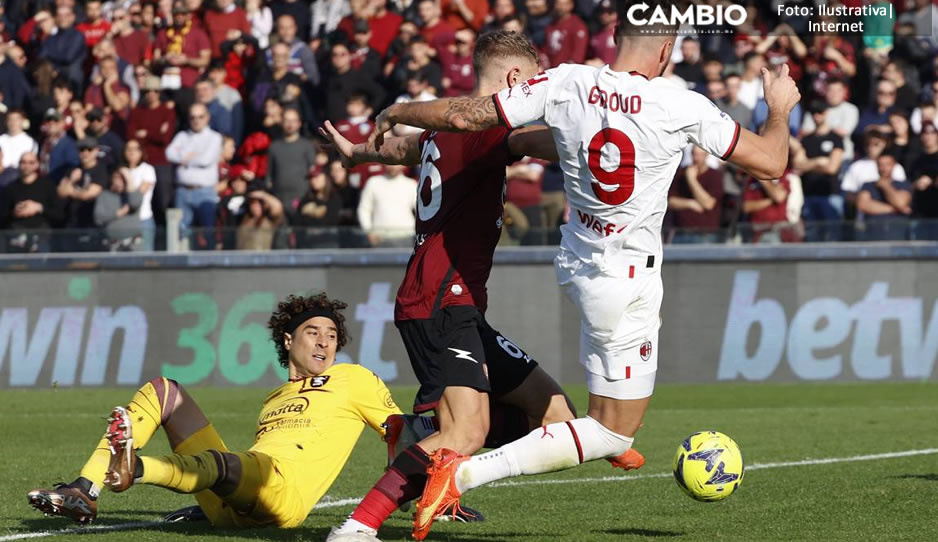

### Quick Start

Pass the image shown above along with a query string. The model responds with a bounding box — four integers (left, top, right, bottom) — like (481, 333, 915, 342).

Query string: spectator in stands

(882, 59, 920, 113)
(396, 37, 443, 95)
(911, 80, 938, 134)
(441, 0, 488, 32)
(743, 172, 799, 244)
(805, 21, 856, 98)
(792, 101, 844, 241)
(85, 56, 132, 125)
(506, 157, 545, 243)
(84, 108, 125, 174)
(0, 152, 62, 252)
(484, 0, 517, 33)
(153, 2, 211, 103)
(667, 147, 725, 243)
(841, 131, 906, 217)
(95, 167, 143, 251)
(38, 109, 79, 182)
(887, 111, 914, 166)
(357, 164, 417, 247)
(0, 110, 38, 171)
(267, 14, 319, 86)
(246, 0, 274, 49)
(673, 37, 703, 91)
(524, 0, 553, 48)
(207, 62, 244, 141)
(127, 76, 176, 229)
(236, 189, 284, 250)
(195, 78, 235, 141)
(76, 0, 110, 49)
(718, 74, 753, 130)
(110, 6, 151, 66)
(737, 52, 765, 110)
(440, 28, 475, 97)
(51, 78, 76, 131)
(267, 108, 317, 212)
(393, 71, 436, 136)
(324, 41, 386, 122)
(0, 148, 18, 188)
(856, 79, 897, 136)
(418, 0, 455, 53)
(0, 42, 30, 111)
(270, 0, 311, 42)
(58, 137, 107, 249)
(166, 102, 222, 246)
(328, 159, 359, 223)
(801, 78, 858, 160)
(350, 20, 382, 82)
(542, 0, 587, 68)
(122, 139, 158, 251)
(296, 165, 343, 248)
(857, 153, 912, 240)
(334, 94, 385, 189)
(911, 123, 938, 233)
(586, 0, 616, 67)
(204, 0, 250, 59)
(39, 5, 86, 92)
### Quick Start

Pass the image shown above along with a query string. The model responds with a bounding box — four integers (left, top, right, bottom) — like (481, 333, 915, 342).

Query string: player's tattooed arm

(370, 96, 502, 148)
(319, 122, 421, 167)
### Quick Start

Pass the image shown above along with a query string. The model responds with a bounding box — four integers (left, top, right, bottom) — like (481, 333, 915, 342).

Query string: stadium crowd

(0, 0, 936, 252)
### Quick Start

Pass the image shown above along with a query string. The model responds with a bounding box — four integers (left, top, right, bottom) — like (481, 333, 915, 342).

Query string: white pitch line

(4, 447, 936, 541)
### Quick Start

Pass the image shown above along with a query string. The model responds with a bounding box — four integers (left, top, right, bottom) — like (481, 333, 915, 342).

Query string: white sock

(333, 517, 377, 536)
(455, 416, 633, 494)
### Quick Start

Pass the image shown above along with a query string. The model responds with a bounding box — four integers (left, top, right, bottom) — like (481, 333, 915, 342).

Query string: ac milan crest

(639, 341, 652, 361)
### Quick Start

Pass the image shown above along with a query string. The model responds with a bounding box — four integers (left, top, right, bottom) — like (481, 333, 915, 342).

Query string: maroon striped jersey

(394, 127, 520, 321)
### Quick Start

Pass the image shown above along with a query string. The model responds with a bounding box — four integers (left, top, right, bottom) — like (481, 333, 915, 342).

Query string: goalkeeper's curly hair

(268, 293, 350, 368)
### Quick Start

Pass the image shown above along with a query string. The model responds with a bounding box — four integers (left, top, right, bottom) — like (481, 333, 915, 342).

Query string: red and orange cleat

(412, 448, 470, 541)
(27, 483, 97, 524)
(103, 406, 137, 493)
(607, 448, 646, 471)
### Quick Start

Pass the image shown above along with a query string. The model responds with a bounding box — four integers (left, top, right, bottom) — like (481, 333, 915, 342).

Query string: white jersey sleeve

(493, 67, 566, 129)
(675, 91, 741, 161)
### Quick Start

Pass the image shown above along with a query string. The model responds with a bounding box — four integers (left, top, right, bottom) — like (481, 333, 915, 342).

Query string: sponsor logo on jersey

(640, 340, 653, 361)
(576, 209, 627, 237)
(260, 397, 310, 424)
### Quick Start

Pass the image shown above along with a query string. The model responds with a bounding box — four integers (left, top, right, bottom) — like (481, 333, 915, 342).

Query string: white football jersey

(495, 64, 740, 276)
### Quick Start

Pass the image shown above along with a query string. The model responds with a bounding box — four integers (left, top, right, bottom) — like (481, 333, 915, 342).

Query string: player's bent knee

(540, 394, 576, 425)
(148, 376, 182, 424)
(208, 450, 243, 496)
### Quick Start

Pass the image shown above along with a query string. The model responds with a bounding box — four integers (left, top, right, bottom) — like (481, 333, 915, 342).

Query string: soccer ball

(672, 431, 744, 502)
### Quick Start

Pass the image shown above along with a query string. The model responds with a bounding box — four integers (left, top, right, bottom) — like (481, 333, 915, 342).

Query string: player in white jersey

(365, 2, 800, 538)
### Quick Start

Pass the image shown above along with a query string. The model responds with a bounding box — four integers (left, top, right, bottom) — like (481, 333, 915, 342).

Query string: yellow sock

(139, 451, 220, 494)
(78, 378, 174, 489)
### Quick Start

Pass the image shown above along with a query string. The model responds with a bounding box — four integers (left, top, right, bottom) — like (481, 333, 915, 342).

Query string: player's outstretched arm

(319, 121, 421, 167)
(726, 65, 801, 180)
(507, 125, 559, 162)
(370, 95, 502, 148)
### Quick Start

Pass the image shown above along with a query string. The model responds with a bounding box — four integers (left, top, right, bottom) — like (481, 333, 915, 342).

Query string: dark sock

(133, 460, 144, 480)
(350, 444, 430, 529)
(485, 401, 531, 448)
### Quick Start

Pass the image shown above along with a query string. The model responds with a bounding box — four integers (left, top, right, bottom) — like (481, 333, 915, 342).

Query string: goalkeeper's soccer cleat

(103, 406, 137, 493)
(436, 502, 485, 523)
(607, 448, 646, 471)
(412, 448, 469, 541)
(162, 505, 208, 522)
(27, 483, 97, 524)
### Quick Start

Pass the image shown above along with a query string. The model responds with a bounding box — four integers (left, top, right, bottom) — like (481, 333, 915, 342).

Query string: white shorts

(555, 252, 662, 383)
(586, 369, 657, 400)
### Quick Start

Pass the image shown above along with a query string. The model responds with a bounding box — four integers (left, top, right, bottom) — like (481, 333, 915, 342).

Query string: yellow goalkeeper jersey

(249, 363, 401, 515)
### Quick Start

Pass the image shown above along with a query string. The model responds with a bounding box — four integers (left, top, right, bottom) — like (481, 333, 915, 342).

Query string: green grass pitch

(2, 381, 937, 541)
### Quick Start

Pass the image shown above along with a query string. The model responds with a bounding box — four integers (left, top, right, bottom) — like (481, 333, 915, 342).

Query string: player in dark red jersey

(323, 30, 643, 542)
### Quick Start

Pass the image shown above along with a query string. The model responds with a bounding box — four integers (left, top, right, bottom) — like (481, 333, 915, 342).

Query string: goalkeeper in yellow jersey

(27, 292, 403, 527)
